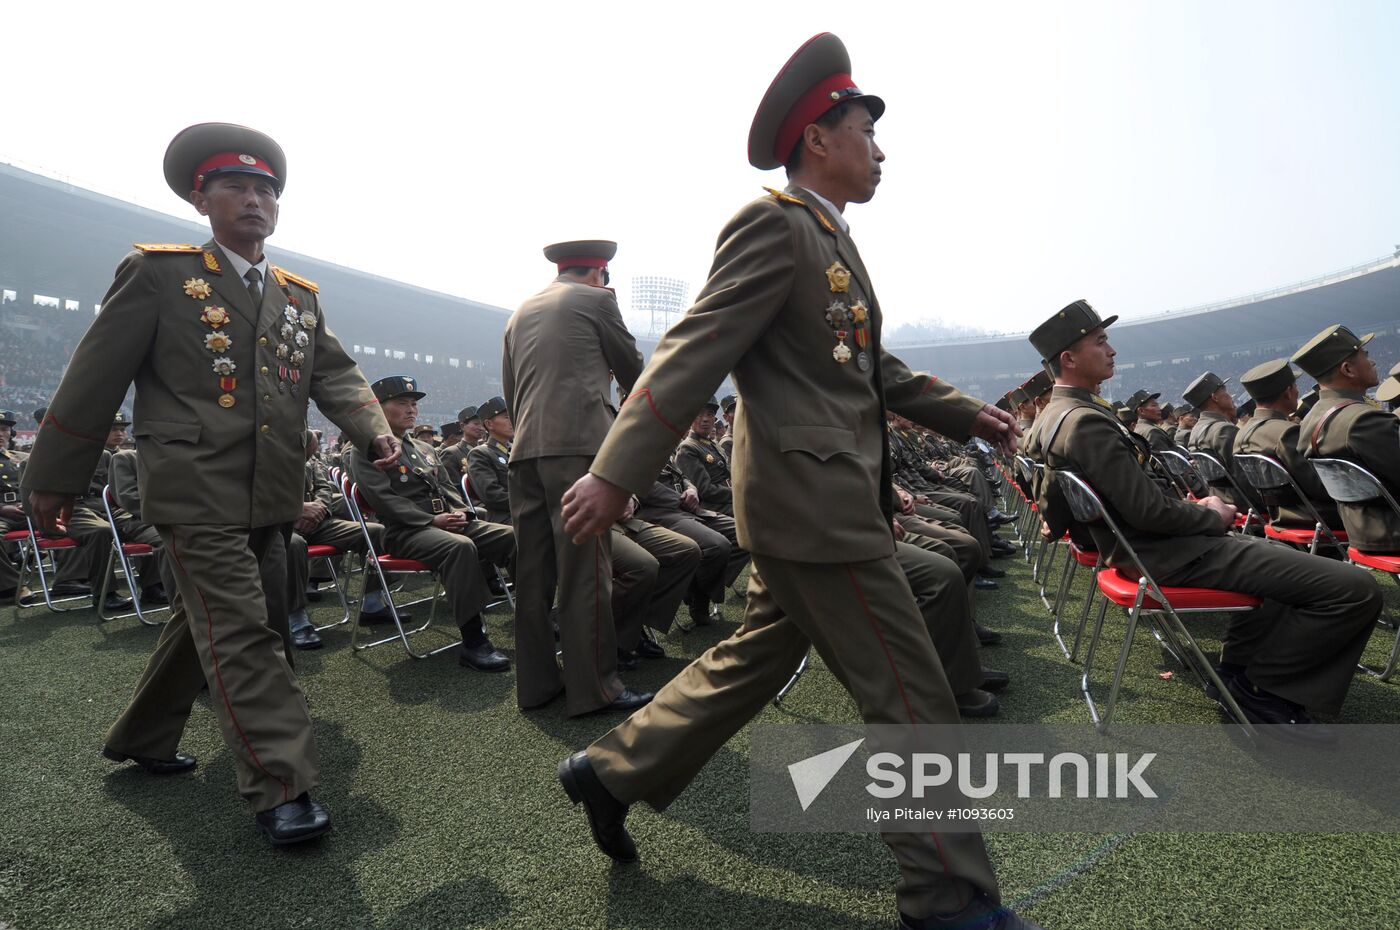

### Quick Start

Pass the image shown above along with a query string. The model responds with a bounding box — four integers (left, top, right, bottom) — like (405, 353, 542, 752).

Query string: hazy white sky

(6, 1, 1398, 336)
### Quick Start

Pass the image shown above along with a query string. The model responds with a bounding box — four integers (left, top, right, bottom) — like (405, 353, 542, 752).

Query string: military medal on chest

(192, 289, 238, 408)
(823, 263, 859, 365)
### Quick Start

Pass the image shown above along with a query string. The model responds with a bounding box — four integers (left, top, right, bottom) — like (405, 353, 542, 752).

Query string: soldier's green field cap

(1029, 300, 1118, 362)
(0, 411, 17, 427)
(32, 407, 46, 426)
(1160, 403, 1175, 418)
(1127, 389, 1160, 410)
(995, 395, 1012, 413)
(1009, 387, 1029, 406)
(458, 405, 480, 424)
(440, 421, 464, 439)
(371, 376, 426, 403)
(1376, 377, 1400, 405)
(699, 396, 720, 414)
(748, 33, 885, 170)
(1292, 324, 1374, 379)
(1240, 358, 1297, 401)
(113, 411, 131, 428)
(164, 122, 285, 200)
(1237, 397, 1257, 418)
(1182, 371, 1230, 408)
(543, 240, 616, 271)
(720, 393, 738, 413)
(478, 396, 508, 420)
(1021, 369, 1053, 399)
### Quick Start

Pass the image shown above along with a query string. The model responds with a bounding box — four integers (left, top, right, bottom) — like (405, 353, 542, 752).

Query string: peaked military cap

(1296, 385, 1321, 416)
(699, 396, 720, 414)
(543, 240, 617, 271)
(1021, 369, 1053, 399)
(0, 411, 17, 427)
(1236, 397, 1257, 418)
(1376, 377, 1400, 405)
(1240, 358, 1297, 401)
(1292, 324, 1375, 379)
(748, 32, 885, 170)
(994, 395, 1012, 413)
(163, 122, 286, 200)
(1160, 402, 1175, 418)
(1126, 389, 1160, 411)
(1008, 387, 1029, 406)
(413, 424, 437, 436)
(478, 395, 508, 420)
(371, 375, 426, 402)
(720, 393, 738, 413)
(440, 421, 464, 439)
(458, 405, 480, 423)
(1029, 300, 1118, 362)
(31, 406, 46, 426)
(1115, 405, 1137, 425)
(1182, 371, 1230, 408)
(113, 411, 131, 428)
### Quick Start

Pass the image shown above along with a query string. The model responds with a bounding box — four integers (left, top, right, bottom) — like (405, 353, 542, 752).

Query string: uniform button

(260, 366, 269, 375)
(261, 425, 270, 434)
(259, 337, 268, 346)
(264, 394, 272, 401)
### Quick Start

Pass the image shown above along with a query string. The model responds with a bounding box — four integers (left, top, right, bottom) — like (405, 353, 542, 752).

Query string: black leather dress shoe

(975, 623, 1003, 646)
(1225, 676, 1336, 746)
(978, 565, 1007, 579)
(686, 596, 714, 627)
(255, 793, 332, 846)
(305, 584, 324, 602)
(596, 688, 653, 713)
(635, 637, 665, 659)
(900, 892, 1044, 929)
(616, 649, 639, 672)
(290, 625, 323, 650)
(51, 581, 92, 597)
(488, 575, 508, 597)
(973, 577, 999, 590)
(981, 668, 1010, 692)
(140, 585, 169, 605)
(459, 642, 511, 672)
(987, 511, 1018, 527)
(102, 593, 134, 612)
(558, 750, 638, 863)
(102, 746, 197, 776)
(957, 689, 1000, 718)
(358, 606, 412, 626)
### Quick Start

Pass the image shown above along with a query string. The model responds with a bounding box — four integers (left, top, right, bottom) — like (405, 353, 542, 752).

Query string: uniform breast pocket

(778, 425, 857, 462)
(134, 419, 202, 445)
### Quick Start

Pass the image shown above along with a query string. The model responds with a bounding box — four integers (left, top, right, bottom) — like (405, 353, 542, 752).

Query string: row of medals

(183, 276, 314, 407)
(823, 261, 871, 371)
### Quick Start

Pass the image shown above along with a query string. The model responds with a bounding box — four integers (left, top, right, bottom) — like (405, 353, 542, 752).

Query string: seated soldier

(718, 393, 737, 462)
(636, 456, 751, 629)
(1032, 300, 1381, 744)
(612, 499, 700, 662)
(466, 396, 513, 524)
(350, 376, 516, 672)
(1129, 390, 1175, 453)
(439, 405, 485, 479)
(673, 397, 733, 516)
(1233, 359, 1343, 535)
(58, 412, 165, 610)
(1182, 371, 1254, 510)
(285, 430, 399, 649)
(1295, 326, 1400, 553)
(1172, 405, 1198, 444)
(0, 411, 31, 601)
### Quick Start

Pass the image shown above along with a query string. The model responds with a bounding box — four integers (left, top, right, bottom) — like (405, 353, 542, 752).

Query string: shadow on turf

(95, 719, 516, 930)
(605, 869, 876, 930)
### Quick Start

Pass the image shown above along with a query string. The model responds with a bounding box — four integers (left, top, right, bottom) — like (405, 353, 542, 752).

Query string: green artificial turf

(3, 535, 1400, 930)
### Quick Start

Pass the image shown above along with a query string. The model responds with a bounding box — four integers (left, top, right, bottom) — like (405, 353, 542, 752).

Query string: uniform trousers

(286, 517, 382, 615)
(899, 511, 984, 582)
(0, 512, 27, 591)
(510, 455, 622, 715)
(636, 507, 750, 603)
(617, 518, 701, 637)
(105, 523, 314, 812)
(895, 539, 984, 696)
(59, 506, 165, 594)
(1159, 534, 1381, 715)
(610, 529, 656, 653)
(924, 488, 994, 561)
(587, 552, 999, 918)
(382, 518, 515, 644)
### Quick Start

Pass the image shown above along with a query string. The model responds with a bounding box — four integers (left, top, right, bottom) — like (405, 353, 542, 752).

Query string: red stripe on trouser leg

(844, 563, 964, 911)
(167, 527, 290, 805)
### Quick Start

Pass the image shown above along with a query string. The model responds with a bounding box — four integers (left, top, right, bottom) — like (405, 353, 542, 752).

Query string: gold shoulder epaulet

(763, 186, 836, 234)
(133, 243, 201, 253)
(271, 266, 319, 293)
(763, 186, 806, 206)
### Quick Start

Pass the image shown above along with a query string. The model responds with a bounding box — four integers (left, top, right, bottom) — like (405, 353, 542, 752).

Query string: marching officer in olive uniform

(1029, 300, 1379, 745)
(466, 395, 513, 524)
(718, 393, 738, 462)
(350, 376, 515, 671)
(555, 35, 1031, 930)
(503, 239, 651, 716)
(674, 397, 733, 515)
(1233, 358, 1343, 533)
(0, 411, 29, 600)
(23, 122, 399, 845)
(1296, 325, 1400, 551)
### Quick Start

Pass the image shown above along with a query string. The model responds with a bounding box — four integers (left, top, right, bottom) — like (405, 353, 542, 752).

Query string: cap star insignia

(826, 262, 851, 293)
(183, 278, 213, 300)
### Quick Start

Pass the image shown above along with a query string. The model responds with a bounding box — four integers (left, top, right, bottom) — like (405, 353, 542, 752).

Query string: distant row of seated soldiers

(1009, 306, 1398, 743)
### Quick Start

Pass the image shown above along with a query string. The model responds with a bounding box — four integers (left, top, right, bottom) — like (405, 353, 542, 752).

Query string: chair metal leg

(1069, 572, 1099, 662)
(350, 560, 448, 658)
(774, 654, 809, 704)
(311, 555, 353, 632)
(1097, 588, 1148, 731)
(1359, 572, 1400, 681)
(1080, 594, 1113, 726)
(1039, 540, 1061, 610)
(1052, 556, 1078, 658)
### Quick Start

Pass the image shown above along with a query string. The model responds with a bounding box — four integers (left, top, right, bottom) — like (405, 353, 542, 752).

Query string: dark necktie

(245, 267, 263, 306)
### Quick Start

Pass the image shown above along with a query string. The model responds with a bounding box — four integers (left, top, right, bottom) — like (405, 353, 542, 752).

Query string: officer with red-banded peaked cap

(555, 31, 1032, 930)
(163, 122, 287, 198)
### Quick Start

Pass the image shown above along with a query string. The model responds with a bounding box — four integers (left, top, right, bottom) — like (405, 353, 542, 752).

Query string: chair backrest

(1053, 469, 1177, 610)
(1311, 458, 1400, 518)
(1155, 448, 1196, 479)
(1014, 455, 1035, 486)
(1189, 449, 1260, 513)
(1233, 453, 1290, 492)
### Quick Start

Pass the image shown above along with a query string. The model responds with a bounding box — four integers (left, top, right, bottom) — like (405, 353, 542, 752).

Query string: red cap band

(555, 256, 609, 271)
(773, 72, 858, 165)
(193, 152, 279, 191)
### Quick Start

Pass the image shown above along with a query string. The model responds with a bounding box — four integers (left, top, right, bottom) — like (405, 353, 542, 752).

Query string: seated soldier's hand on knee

(1196, 495, 1238, 529)
(432, 511, 469, 533)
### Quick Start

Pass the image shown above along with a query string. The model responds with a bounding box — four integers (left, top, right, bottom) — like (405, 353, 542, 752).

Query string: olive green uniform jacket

(1298, 388, 1400, 551)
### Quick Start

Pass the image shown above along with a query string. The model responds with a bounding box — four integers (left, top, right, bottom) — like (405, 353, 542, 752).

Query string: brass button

(260, 425, 270, 434)
(259, 337, 268, 346)
(260, 366, 269, 375)
(264, 394, 272, 401)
